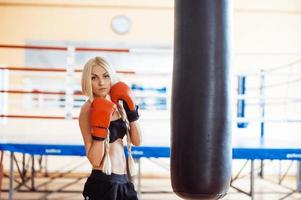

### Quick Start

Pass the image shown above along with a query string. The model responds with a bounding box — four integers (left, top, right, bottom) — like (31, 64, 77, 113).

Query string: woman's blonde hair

(81, 56, 118, 101)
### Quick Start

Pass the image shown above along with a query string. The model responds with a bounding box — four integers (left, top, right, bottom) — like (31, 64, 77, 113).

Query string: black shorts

(82, 170, 138, 200)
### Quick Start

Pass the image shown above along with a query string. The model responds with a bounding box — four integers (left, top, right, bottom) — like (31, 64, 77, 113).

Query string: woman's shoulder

(80, 100, 91, 115)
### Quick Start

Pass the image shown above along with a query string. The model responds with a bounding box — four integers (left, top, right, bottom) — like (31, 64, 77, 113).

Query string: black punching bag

(171, 0, 232, 199)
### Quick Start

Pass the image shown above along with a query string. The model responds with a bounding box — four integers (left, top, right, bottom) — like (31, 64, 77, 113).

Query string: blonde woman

(79, 57, 141, 200)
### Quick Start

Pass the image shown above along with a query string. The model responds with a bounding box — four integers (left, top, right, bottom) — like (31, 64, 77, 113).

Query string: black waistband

(90, 170, 128, 184)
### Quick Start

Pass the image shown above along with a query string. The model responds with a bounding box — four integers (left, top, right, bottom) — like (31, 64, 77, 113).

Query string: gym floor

(0, 173, 300, 200)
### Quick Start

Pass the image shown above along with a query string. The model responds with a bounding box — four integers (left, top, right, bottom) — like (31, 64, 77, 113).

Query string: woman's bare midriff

(92, 138, 127, 175)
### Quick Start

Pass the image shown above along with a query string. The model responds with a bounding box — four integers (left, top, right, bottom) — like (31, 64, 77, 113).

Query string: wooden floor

(0, 173, 300, 200)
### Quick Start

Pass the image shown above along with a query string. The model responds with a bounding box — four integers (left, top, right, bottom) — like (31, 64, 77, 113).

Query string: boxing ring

(1, 44, 301, 200)
(1, 141, 301, 200)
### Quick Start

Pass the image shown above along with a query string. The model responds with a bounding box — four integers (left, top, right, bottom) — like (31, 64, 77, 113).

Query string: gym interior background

(0, 0, 301, 199)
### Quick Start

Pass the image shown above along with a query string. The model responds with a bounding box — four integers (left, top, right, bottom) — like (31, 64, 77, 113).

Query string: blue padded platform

(1, 143, 301, 160)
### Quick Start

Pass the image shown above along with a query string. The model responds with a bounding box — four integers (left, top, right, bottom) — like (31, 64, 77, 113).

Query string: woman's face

(91, 65, 111, 98)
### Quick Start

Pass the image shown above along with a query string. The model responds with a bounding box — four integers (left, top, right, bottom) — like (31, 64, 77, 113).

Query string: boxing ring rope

(0, 44, 130, 53)
(0, 44, 173, 54)
(1, 44, 301, 199)
(0, 66, 136, 75)
(0, 90, 81, 96)
(232, 59, 301, 199)
(1, 66, 301, 122)
(264, 59, 301, 74)
(0, 65, 137, 121)
(0, 115, 78, 120)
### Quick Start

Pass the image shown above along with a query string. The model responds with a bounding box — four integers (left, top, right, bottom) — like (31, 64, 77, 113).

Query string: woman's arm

(79, 102, 105, 167)
(129, 121, 142, 146)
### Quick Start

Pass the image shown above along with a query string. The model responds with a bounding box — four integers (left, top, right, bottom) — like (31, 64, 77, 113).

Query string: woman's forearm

(129, 122, 142, 146)
(87, 140, 105, 167)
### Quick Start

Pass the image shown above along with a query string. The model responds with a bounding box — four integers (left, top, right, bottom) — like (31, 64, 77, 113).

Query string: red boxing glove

(90, 97, 115, 140)
(110, 81, 139, 122)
